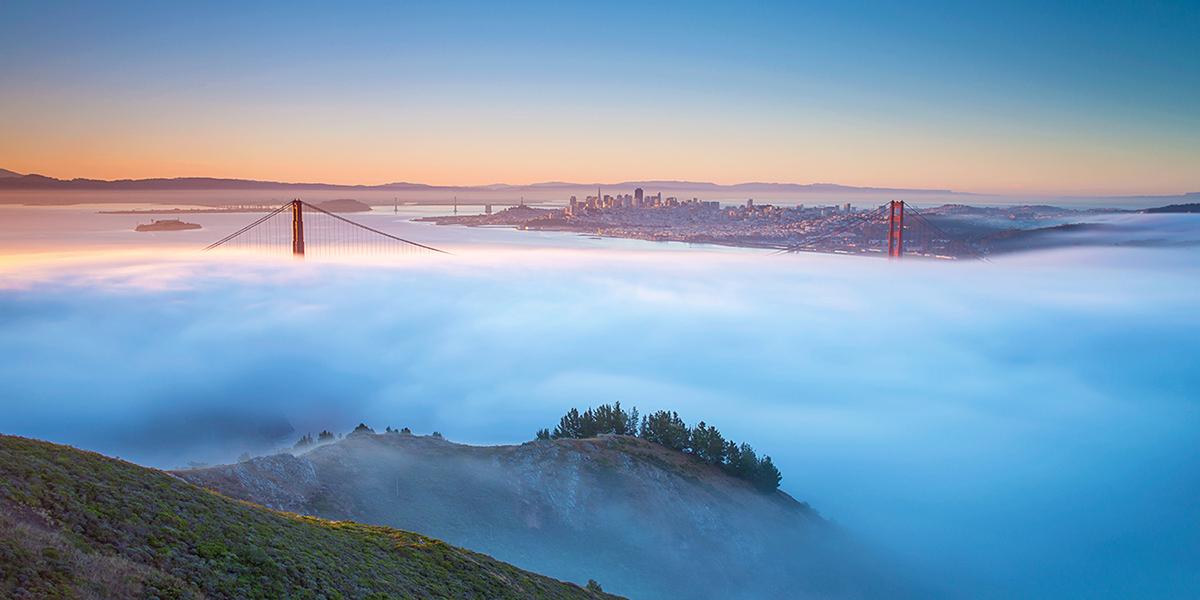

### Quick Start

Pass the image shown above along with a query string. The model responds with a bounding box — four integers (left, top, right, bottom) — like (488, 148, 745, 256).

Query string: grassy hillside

(0, 435, 616, 600)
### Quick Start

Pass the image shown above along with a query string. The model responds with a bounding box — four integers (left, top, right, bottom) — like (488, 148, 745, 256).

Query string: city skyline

(2, 1, 1198, 195)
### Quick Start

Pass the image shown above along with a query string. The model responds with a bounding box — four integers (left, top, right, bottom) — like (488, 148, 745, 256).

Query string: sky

(0, 1, 1198, 194)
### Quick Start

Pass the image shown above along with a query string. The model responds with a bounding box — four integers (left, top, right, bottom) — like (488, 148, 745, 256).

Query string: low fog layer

(2, 236, 1199, 597)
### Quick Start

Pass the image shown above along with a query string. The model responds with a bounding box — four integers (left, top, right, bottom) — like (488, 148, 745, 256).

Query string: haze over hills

(0, 170, 958, 195)
(1, 169, 1196, 208)
(178, 430, 919, 600)
(0, 434, 616, 600)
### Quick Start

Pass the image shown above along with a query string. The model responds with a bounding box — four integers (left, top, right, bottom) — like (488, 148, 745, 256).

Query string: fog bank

(1, 243, 1198, 598)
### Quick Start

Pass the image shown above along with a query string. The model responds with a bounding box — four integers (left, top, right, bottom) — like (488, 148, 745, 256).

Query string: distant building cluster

(421, 192, 981, 259)
(562, 187, 855, 222)
(538, 191, 880, 252)
(566, 187, 721, 217)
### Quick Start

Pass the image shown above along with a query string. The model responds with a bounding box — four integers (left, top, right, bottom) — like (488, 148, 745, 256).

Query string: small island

(315, 198, 372, 212)
(134, 218, 202, 232)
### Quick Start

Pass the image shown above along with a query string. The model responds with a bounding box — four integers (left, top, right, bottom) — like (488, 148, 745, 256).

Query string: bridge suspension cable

(299, 200, 449, 254)
(779, 204, 888, 255)
(203, 203, 292, 251)
(204, 199, 449, 256)
(781, 201, 985, 260)
(900, 202, 990, 261)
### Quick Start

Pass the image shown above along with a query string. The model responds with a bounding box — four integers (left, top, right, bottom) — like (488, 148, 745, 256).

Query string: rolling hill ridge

(0, 434, 617, 600)
(180, 431, 917, 599)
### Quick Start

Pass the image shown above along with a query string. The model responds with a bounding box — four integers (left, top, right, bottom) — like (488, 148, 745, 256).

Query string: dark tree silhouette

(690, 422, 725, 465)
(725, 442, 759, 480)
(625, 406, 639, 436)
(552, 408, 584, 439)
(537, 405, 782, 492)
(724, 440, 744, 475)
(591, 402, 636, 436)
(755, 455, 783, 492)
(641, 410, 690, 451)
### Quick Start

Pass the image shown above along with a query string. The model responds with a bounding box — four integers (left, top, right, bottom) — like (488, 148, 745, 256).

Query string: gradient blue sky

(1, 1, 1197, 193)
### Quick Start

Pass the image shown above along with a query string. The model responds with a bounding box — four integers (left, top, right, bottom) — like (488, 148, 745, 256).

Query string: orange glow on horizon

(3, 120, 1198, 197)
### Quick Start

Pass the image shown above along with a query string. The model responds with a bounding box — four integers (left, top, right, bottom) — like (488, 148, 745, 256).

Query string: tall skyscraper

(634, 187, 644, 207)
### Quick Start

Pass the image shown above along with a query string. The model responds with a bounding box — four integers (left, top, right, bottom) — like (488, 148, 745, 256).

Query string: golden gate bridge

(780, 200, 986, 260)
(205, 199, 983, 260)
(205, 199, 449, 257)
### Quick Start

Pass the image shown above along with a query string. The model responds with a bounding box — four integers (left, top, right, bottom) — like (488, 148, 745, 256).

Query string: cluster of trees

(536, 403, 782, 492)
(294, 430, 337, 448)
(295, 425, 443, 449)
(535, 402, 640, 440)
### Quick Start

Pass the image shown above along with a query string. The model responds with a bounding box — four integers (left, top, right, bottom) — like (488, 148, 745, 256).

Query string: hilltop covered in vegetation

(177, 425, 918, 599)
(536, 402, 783, 492)
(0, 434, 616, 600)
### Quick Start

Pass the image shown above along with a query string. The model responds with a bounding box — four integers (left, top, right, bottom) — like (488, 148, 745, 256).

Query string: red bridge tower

(291, 199, 305, 256)
(887, 200, 905, 258)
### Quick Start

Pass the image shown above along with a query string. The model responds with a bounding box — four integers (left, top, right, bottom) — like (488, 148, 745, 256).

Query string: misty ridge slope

(179, 431, 917, 600)
(0, 434, 616, 600)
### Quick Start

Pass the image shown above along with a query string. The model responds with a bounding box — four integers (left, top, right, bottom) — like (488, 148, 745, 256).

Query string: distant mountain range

(1, 169, 1195, 204)
(1144, 201, 1200, 213)
(0, 169, 957, 195)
